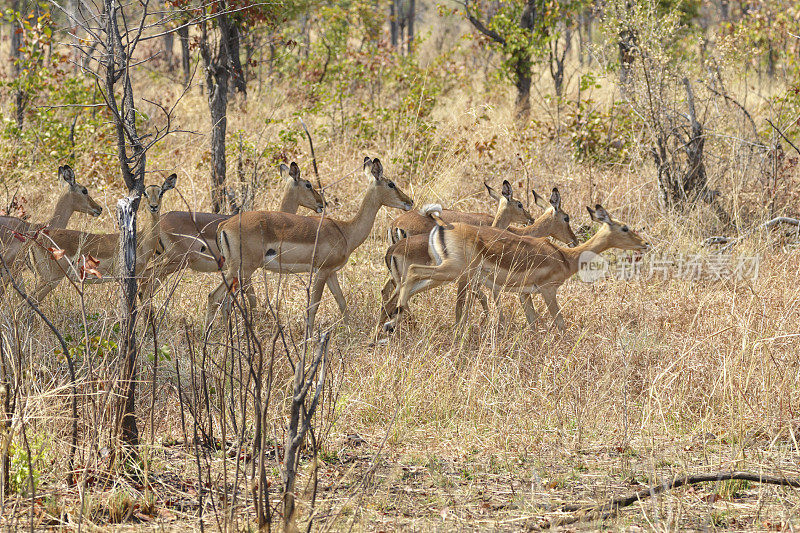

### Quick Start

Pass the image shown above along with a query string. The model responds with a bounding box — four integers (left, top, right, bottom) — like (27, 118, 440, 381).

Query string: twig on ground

(548, 470, 800, 528)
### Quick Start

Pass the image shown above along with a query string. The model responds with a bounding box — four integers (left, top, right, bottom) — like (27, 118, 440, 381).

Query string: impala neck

(337, 184, 384, 255)
(278, 181, 299, 214)
(47, 191, 77, 228)
(519, 210, 554, 238)
(137, 209, 162, 253)
(561, 225, 615, 273)
(491, 199, 513, 229)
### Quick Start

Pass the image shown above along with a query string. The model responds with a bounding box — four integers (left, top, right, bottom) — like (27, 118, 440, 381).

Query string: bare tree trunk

(11, 0, 24, 128)
(514, 0, 538, 118)
(177, 24, 190, 86)
(549, 28, 572, 97)
(514, 57, 532, 118)
(200, 5, 246, 213)
(116, 196, 140, 446)
(390, 0, 398, 48)
(163, 29, 174, 68)
(767, 42, 776, 79)
(407, 0, 415, 54)
(583, 9, 593, 66)
(208, 65, 229, 214)
(618, 28, 636, 97)
(104, 0, 147, 448)
(682, 77, 708, 198)
(228, 22, 246, 97)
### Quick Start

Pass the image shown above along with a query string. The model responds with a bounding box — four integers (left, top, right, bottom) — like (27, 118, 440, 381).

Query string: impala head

(485, 180, 535, 225)
(59, 164, 103, 217)
(532, 187, 578, 246)
(363, 156, 413, 211)
(587, 204, 650, 251)
(142, 173, 177, 215)
(280, 161, 325, 213)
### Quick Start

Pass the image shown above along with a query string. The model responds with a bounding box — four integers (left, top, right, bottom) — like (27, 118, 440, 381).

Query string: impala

(206, 157, 413, 331)
(385, 204, 649, 332)
(388, 182, 514, 243)
(378, 180, 542, 326)
(138, 162, 325, 310)
(0, 165, 102, 298)
(29, 174, 176, 302)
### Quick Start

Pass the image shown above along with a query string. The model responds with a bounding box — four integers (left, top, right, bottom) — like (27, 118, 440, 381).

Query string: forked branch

(283, 332, 331, 531)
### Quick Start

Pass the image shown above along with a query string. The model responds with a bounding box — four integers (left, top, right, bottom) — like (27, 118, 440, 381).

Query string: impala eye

(388, 182, 396, 189)
(564, 215, 569, 223)
(82, 188, 88, 195)
(622, 225, 629, 232)
(305, 183, 312, 189)
(517, 202, 523, 208)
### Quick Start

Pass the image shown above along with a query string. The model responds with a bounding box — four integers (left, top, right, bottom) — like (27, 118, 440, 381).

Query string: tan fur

(0, 165, 102, 298)
(388, 180, 526, 242)
(138, 162, 324, 308)
(206, 157, 414, 331)
(379, 181, 538, 326)
(385, 205, 649, 332)
(29, 175, 176, 302)
(379, 187, 578, 327)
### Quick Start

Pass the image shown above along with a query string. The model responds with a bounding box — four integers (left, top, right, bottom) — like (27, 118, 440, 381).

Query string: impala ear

(588, 204, 612, 224)
(501, 180, 513, 200)
(549, 187, 561, 210)
(363, 157, 373, 179)
(485, 182, 501, 202)
(531, 189, 547, 210)
(162, 173, 177, 192)
(370, 157, 383, 180)
(289, 161, 301, 181)
(279, 163, 290, 180)
(60, 165, 76, 187)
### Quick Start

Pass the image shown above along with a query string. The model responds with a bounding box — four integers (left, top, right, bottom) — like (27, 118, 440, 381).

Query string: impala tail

(420, 204, 448, 226)
(216, 228, 230, 270)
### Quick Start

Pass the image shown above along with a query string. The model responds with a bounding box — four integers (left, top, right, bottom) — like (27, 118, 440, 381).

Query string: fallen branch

(704, 217, 799, 251)
(548, 470, 800, 528)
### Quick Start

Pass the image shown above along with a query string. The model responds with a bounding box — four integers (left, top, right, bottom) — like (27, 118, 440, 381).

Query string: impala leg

(325, 273, 348, 322)
(388, 261, 461, 331)
(454, 278, 469, 325)
(138, 257, 169, 320)
(455, 276, 485, 327)
(378, 277, 397, 327)
(237, 275, 258, 317)
(206, 279, 231, 330)
(305, 272, 329, 335)
(475, 286, 490, 318)
(31, 276, 61, 304)
(492, 287, 504, 325)
(519, 294, 540, 326)
(540, 287, 565, 332)
(0, 247, 27, 301)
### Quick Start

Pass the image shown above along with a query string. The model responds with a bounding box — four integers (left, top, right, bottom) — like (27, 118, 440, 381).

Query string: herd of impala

(0, 158, 650, 336)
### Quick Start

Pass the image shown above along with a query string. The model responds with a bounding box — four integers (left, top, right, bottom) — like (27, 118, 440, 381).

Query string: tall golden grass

(1, 35, 798, 529)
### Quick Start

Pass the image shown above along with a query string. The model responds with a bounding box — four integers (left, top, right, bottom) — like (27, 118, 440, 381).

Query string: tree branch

(463, 0, 505, 44)
(550, 471, 800, 528)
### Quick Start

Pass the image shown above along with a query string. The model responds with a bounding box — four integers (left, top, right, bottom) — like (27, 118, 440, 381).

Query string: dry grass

(0, 41, 799, 531)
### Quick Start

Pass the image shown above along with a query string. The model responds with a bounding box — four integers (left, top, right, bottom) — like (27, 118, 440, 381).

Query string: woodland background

(0, 0, 799, 530)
